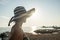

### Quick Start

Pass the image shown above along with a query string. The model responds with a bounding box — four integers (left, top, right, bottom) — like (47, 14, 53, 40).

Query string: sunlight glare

(31, 26, 37, 34)
(29, 8, 40, 20)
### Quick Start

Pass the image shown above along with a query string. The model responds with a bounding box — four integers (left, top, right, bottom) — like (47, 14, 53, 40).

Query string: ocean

(0, 27, 11, 33)
(0, 26, 32, 33)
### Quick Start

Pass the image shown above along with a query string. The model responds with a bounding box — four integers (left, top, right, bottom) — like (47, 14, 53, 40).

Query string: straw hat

(8, 6, 35, 26)
(13, 6, 35, 21)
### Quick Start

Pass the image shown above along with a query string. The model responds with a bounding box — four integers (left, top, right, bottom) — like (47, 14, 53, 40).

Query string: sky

(0, 0, 60, 28)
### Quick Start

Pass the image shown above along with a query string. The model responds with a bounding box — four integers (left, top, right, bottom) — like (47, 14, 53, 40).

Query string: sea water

(0, 27, 11, 33)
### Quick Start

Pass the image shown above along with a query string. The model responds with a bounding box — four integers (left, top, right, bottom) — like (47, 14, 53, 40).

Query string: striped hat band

(14, 6, 26, 15)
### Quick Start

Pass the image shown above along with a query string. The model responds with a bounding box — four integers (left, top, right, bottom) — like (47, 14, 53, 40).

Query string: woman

(8, 6, 35, 40)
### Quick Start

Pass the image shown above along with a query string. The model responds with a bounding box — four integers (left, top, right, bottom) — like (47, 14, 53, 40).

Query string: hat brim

(13, 8, 35, 20)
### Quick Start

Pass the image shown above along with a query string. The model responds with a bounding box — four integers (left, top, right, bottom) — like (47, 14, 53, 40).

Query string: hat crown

(14, 6, 26, 15)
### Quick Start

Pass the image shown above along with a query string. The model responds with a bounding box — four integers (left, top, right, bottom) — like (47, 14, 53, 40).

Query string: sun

(29, 8, 40, 19)
(27, 8, 40, 33)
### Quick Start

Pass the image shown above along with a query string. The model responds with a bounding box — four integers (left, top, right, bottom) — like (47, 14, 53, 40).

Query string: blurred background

(0, 0, 60, 40)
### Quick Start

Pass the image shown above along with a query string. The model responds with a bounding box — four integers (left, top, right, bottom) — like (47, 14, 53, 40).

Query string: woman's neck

(15, 20, 23, 28)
